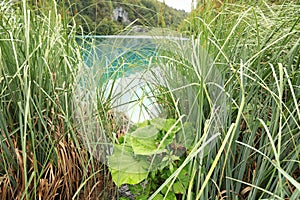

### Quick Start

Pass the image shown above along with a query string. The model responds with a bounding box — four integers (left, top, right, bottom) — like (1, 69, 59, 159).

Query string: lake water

(75, 35, 227, 164)
(76, 35, 188, 123)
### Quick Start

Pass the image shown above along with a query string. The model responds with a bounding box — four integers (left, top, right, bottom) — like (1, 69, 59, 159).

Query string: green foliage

(170, 1, 300, 199)
(0, 0, 93, 199)
(108, 117, 195, 197)
(63, 0, 187, 35)
(108, 145, 150, 186)
(1, 0, 300, 199)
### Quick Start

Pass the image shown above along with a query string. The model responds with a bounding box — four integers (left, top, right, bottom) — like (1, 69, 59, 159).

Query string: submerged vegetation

(0, 0, 299, 199)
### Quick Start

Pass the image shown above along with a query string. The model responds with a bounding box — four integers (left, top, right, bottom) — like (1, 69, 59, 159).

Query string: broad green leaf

(109, 146, 149, 173)
(152, 193, 164, 200)
(164, 192, 177, 200)
(151, 118, 168, 130)
(153, 118, 180, 137)
(130, 125, 158, 138)
(161, 119, 178, 132)
(130, 125, 165, 155)
(151, 118, 180, 133)
(158, 119, 180, 147)
(173, 182, 185, 194)
(129, 119, 150, 132)
(110, 168, 148, 187)
(108, 145, 150, 186)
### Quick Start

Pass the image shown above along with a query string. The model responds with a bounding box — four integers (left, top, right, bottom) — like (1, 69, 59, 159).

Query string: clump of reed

(0, 1, 114, 199)
(1, 0, 299, 199)
(149, 0, 300, 199)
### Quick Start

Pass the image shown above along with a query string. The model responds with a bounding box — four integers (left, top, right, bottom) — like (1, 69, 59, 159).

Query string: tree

(62, 0, 188, 35)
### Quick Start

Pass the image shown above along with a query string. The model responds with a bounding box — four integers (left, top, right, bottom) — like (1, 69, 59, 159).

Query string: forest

(61, 0, 188, 35)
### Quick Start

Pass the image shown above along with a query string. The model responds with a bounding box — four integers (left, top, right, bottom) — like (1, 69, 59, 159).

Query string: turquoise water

(77, 36, 160, 81)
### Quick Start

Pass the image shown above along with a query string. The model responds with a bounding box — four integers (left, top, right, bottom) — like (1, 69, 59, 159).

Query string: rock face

(113, 7, 130, 24)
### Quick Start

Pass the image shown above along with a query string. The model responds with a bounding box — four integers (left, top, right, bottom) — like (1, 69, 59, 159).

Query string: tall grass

(0, 0, 299, 199)
(0, 1, 113, 199)
(152, 1, 300, 199)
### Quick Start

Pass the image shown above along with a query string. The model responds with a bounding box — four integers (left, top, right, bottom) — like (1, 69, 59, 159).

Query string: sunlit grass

(153, 1, 300, 199)
(0, 1, 113, 199)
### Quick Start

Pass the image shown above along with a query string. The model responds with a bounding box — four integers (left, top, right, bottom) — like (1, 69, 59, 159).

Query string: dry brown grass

(0, 132, 115, 200)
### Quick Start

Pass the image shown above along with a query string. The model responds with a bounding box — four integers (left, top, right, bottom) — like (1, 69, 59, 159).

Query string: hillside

(64, 0, 188, 35)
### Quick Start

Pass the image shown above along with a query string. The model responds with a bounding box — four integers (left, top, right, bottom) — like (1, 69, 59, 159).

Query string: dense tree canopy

(64, 0, 188, 35)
